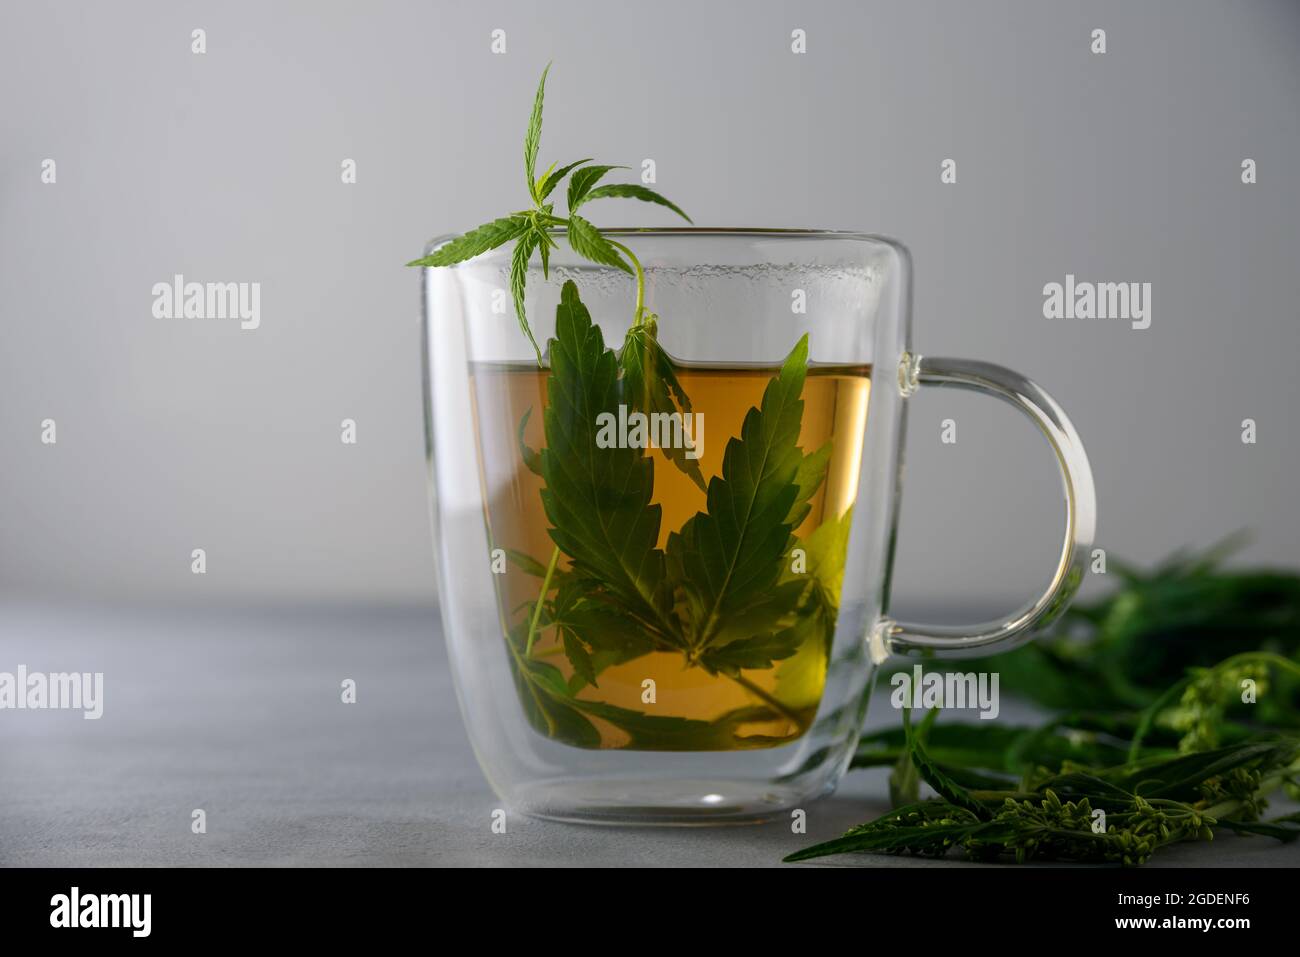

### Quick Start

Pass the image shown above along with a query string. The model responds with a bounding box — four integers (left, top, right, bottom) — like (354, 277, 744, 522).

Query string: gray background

(2, 0, 1298, 612)
(2, 1, 1300, 869)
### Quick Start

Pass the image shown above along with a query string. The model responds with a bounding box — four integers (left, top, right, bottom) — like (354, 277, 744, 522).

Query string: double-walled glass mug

(420, 229, 1095, 824)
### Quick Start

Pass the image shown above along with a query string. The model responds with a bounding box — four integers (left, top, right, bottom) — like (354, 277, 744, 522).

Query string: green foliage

(793, 593, 1300, 866)
(960, 540, 1300, 717)
(505, 286, 843, 748)
(539, 282, 671, 630)
(567, 164, 626, 212)
(565, 214, 631, 274)
(412, 67, 845, 751)
(792, 701, 1300, 865)
(406, 215, 529, 267)
(582, 183, 693, 222)
(619, 319, 706, 491)
(407, 65, 691, 362)
(665, 336, 815, 663)
(537, 158, 591, 203)
(523, 63, 550, 199)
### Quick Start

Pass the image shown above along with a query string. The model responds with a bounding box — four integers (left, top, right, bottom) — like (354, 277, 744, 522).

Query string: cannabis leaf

(564, 696, 746, 750)
(902, 707, 992, 819)
(538, 158, 592, 202)
(561, 629, 599, 688)
(554, 596, 658, 691)
(779, 501, 852, 642)
(405, 215, 530, 268)
(581, 183, 693, 223)
(510, 231, 543, 356)
(788, 442, 831, 527)
(409, 65, 692, 363)
(852, 714, 1143, 774)
(516, 284, 837, 728)
(549, 578, 657, 691)
(785, 805, 990, 862)
(516, 407, 542, 476)
(567, 165, 626, 213)
(507, 639, 602, 749)
(524, 63, 550, 200)
(538, 281, 674, 635)
(507, 621, 751, 750)
(619, 319, 707, 491)
(502, 546, 548, 578)
(566, 214, 631, 273)
(697, 627, 803, 675)
(665, 335, 813, 655)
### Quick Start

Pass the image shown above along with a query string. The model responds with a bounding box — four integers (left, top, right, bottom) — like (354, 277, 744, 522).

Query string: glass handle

(874, 355, 1097, 660)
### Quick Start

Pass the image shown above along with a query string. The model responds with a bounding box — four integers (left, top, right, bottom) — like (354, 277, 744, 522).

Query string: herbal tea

(469, 288, 869, 751)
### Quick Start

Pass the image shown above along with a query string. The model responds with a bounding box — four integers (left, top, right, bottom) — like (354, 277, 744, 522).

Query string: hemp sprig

(789, 654, 1300, 866)
(407, 64, 691, 362)
(788, 703, 1300, 866)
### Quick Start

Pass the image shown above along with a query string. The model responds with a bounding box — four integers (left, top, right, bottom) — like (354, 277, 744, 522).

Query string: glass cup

(420, 229, 1095, 824)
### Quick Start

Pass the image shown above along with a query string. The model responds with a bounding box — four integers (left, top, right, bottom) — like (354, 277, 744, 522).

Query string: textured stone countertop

(2, 601, 1295, 868)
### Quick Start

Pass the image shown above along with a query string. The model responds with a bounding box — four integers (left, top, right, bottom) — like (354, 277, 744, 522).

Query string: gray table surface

(2, 601, 1296, 868)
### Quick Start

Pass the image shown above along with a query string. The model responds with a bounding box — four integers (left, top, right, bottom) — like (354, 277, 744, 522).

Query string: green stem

(525, 546, 561, 656)
(606, 239, 646, 325)
(732, 672, 803, 726)
(1128, 674, 1192, 763)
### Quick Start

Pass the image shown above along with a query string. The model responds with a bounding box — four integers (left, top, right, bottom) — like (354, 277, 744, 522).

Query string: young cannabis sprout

(407, 64, 691, 362)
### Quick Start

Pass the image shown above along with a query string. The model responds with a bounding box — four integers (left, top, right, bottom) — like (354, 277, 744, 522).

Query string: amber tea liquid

(469, 362, 871, 750)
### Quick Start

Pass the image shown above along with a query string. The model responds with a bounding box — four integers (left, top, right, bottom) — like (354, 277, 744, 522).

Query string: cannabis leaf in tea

(412, 67, 864, 750)
(504, 281, 850, 749)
